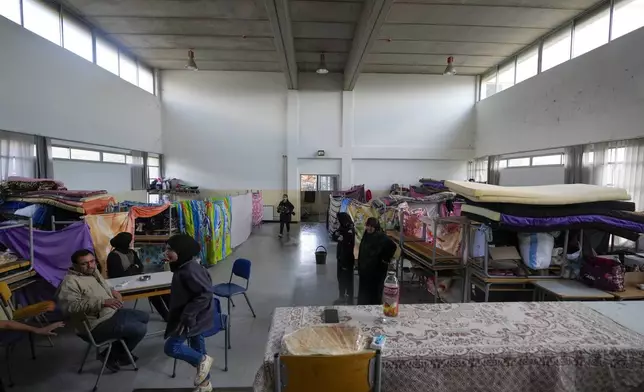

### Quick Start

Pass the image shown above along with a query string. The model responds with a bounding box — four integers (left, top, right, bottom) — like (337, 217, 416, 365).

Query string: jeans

(164, 334, 209, 378)
(91, 308, 149, 360)
(279, 222, 290, 234)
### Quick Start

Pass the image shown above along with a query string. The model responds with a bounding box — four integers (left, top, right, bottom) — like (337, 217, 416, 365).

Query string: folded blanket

(14, 190, 107, 199)
(446, 181, 629, 205)
(465, 200, 636, 217)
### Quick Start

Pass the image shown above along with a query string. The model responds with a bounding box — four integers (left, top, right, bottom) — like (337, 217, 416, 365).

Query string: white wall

(354, 74, 475, 154)
(0, 17, 162, 152)
(53, 160, 147, 201)
(163, 71, 476, 214)
(352, 159, 467, 197)
(161, 71, 287, 205)
(476, 26, 644, 157)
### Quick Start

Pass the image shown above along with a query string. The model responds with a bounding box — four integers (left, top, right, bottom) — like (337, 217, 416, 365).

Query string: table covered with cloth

(253, 303, 644, 392)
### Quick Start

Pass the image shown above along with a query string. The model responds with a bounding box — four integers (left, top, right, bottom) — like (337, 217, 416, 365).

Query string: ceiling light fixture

(185, 49, 198, 71)
(443, 56, 456, 76)
(316, 53, 329, 74)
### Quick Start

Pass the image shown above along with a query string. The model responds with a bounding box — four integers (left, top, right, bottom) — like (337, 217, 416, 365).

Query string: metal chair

(212, 258, 256, 346)
(274, 350, 382, 392)
(0, 281, 55, 348)
(171, 297, 229, 377)
(77, 320, 138, 392)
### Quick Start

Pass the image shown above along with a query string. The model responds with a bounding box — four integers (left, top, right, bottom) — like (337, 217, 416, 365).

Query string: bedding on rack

(446, 181, 630, 205)
(0, 221, 93, 287)
(465, 200, 637, 217)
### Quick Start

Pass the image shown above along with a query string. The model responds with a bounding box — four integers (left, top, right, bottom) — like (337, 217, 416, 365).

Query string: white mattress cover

(445, 181, 629, 205)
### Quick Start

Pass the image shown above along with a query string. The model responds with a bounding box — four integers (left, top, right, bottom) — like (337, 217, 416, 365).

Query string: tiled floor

(6, 223, 342, 392)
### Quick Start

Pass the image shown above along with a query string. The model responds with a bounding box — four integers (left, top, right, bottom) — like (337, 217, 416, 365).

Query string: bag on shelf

(580, 256, 626, 292)
(518, 232, 556, 270)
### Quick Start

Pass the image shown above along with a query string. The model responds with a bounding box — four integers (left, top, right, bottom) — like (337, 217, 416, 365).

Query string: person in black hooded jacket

(332, 212, 355, 305)
(107, 232, 169, 321)
(163, 235, 215, 392)
(357, 217, 396, 305)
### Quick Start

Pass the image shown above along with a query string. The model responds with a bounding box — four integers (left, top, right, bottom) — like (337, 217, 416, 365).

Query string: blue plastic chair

(171, 297, 229, 376)
(212, 259, 256, 338)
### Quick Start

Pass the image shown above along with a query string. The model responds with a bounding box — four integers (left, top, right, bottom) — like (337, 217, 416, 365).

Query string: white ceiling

(60, 0, 602, 89)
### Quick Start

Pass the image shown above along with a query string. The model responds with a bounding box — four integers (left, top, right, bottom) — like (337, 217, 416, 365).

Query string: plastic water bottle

(382, 272, 399, 318)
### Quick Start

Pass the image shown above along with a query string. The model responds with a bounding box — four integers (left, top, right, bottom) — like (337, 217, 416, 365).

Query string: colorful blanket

(174, 199, 231, 266)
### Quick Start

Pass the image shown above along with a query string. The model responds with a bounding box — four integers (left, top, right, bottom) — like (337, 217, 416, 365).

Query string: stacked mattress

(2, 177, 115, 214)
(445, 181, 642, 240)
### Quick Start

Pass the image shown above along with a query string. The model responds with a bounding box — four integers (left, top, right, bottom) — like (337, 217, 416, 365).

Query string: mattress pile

(2, 177, 115, 215)
(446, 181, 642, 240)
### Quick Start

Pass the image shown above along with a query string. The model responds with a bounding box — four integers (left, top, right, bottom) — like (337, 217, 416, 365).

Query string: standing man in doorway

(277, 194, 295, 238)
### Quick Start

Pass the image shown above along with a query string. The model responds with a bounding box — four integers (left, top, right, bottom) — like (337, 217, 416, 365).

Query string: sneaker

(278, 233, 283, 238)
(193, 381, 213, 392)
(98, 350, 121, 372)
(195, 355, 213, 386)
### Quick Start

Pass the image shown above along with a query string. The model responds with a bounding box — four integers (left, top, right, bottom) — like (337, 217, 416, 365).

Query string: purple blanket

(501, 214, 644, 234)
(0, 222, 94, 287)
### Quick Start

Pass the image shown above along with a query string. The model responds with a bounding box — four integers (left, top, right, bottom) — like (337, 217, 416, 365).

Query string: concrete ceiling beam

(344, 0, 395, 91)
(263, 0, 299, 89)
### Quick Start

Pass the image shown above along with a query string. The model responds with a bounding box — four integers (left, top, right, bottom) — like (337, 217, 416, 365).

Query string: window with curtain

(583, 138, 644, 209)
(0, 131, 36, 181)
(468, 158, 488, 183)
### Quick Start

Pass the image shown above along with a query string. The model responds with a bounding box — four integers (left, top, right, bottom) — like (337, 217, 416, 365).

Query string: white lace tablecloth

(253, 303, 644, 392)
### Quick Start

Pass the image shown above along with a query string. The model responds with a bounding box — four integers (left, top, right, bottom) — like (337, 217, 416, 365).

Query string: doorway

(300, 174, 339, 222)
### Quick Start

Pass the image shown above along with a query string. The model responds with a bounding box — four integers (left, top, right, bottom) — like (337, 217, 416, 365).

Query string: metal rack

(133, 205, 174, 245)
(389, 212, 470, 303)
(0, 217, 35, 284)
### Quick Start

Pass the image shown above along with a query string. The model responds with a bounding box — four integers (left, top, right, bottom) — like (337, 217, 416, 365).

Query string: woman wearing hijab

(277, 194, 295, 238)
(163, 234, 215, 392)
(357, 217, 396, 305)
(106, 232, 169, 322)
(332, 212, 355, 305)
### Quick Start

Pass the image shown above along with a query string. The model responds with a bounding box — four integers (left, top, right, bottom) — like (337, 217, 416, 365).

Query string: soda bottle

(382, 271, 399, 317)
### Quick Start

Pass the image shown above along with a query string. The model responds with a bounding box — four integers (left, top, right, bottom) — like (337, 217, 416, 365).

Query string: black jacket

(106, 249, 144, 278)
(357, 231, 396, 278)
(277, 200, 295, 222)
(333, 226, 355, 268)
(164, 260, 214, 338)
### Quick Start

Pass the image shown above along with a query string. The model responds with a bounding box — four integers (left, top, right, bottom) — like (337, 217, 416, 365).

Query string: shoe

(195, 355, 213, 386)
(117, 354, 138, 366)
(98, 350, 121, 372)
(193, 381, 213, 392)
(278, 233, 283, 238)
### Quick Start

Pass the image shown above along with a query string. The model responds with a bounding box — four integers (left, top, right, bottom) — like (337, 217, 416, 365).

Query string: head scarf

(365, 217, 381, 232)
(336, 212, 354, 228)
(167, 234, 201, 265)
(110, 232, 133, 252)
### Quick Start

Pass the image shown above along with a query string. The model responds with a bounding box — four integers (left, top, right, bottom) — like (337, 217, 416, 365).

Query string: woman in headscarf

(163, 234, 215, 392)
(106, 232, 169, 321)
(357, 217, 397, 305)
(333, 212, 355, 305)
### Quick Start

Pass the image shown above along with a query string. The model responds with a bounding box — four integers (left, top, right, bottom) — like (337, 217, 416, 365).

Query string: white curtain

(583, 138, 644, 209)
(582, 138, 644, 248)
(468, 157, 488, 183)
(0, 130, 36, 181)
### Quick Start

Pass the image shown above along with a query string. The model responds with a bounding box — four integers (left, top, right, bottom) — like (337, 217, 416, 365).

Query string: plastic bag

(282, 325, 367, 356)
(518, 232, 555, 270)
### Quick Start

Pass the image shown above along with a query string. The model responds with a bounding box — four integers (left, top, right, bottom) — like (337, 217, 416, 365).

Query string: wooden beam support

(263, 0, 298, 89)
(343, 0, 394, 91)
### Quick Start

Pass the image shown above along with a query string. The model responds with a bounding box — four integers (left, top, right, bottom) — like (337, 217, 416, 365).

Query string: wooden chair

(274, 350, 382, 392)
(0, 282, 56, 387)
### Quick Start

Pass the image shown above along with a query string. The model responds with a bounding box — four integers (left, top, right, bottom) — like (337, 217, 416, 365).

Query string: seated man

(56, 249, 149, 371)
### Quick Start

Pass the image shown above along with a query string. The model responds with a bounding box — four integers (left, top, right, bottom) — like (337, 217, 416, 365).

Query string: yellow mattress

(461, 204, 501, 221)
(445, 181, 629, 205)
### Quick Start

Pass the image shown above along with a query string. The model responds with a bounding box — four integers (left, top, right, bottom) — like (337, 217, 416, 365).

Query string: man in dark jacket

(163, 235, 215, 392)
(277, 194, 295, 238)
(333, 212, 355, 304)
(357, 218, 396, 305)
